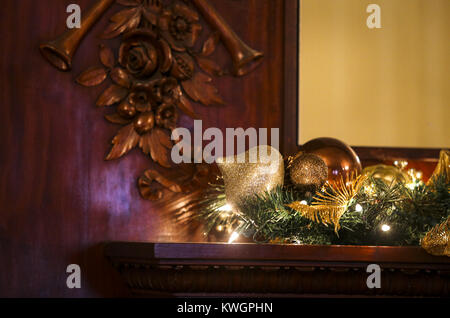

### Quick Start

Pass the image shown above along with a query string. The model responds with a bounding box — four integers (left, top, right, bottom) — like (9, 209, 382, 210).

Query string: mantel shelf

(104, 242, 450, 297)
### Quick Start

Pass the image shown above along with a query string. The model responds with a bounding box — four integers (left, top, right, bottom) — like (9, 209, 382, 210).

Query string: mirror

(298, 0, 449, 148)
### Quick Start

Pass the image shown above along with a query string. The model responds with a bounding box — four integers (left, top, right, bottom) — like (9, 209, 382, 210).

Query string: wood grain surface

(0, 0, 289, 297)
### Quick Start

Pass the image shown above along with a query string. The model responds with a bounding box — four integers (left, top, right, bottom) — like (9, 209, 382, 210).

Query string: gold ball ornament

(362, 164, 412, 186)
(289, 153, 328, 193)
(301, 137, 362, 184)
(216, 145, 284, 210)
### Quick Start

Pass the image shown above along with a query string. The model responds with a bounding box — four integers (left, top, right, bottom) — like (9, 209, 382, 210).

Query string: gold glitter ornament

(427, 150, 450, 187)
(362, 164, 412, 186)
(216, 145, 284, 210)
(289, 152, 328, 193)
(421, 216, 450, 257)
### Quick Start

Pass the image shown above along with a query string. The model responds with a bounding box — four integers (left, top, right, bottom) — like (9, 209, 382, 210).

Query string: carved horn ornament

(40, 0, 115, 71)
(191, 0, 264, 76)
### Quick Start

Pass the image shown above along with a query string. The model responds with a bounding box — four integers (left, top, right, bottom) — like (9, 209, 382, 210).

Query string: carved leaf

(99, 44, 115, 68)
(105, 113, 132, 125)
(177, 94, 198, 119)
(201, 32, 220, 57)
(116, 0, 142, 6)
(195, 55, 224, 76)
(139, 128, 172, 168)
(106, 124, 140, 160)
(110, 68, 131, 88)
(182, 73, 225, 106)
(76, 67, 107, 87)
(102, 7, 142, 39)
(155, 127, 173, 148)
(143, 8, 158, 25)
(96, 84, 128, 107)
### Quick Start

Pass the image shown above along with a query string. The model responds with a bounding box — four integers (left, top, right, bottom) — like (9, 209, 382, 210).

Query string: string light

(218, 204, 233, 220)
(218, 204, 233, 212)
(381, 224, 391, 232)
(364, 184, 375, 195)
(300, 200, 308, 205)
(355, 204, 363, 212)
(216, 225, 223, 232)
(394, 160, 408, 170)
(228, 232, 239, 244)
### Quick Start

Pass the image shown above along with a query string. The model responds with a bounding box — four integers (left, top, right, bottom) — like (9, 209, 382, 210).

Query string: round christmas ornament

(289, 153, 328, 193)
(301, 137, 362, 184)
(216, 145, 284, 210)
(362, 164, 412, 186)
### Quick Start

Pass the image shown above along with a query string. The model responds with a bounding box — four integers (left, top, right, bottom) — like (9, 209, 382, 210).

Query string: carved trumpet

(40, 0, 114, 71)
(191, 0, 264, 77)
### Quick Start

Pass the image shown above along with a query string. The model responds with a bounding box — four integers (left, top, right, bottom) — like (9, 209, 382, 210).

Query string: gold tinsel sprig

(286, 174, 367, 233)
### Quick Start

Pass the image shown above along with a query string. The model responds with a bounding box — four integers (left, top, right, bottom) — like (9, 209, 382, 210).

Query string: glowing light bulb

(355, 204, 363, 212)
(218, 204, 233, 212)
(217, 225, 223, 232)
(228, 232, 239, 244)
(381, 224, 391, 232)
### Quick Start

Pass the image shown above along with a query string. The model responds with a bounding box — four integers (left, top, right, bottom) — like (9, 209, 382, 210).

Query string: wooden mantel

(104, 242, 450, 297)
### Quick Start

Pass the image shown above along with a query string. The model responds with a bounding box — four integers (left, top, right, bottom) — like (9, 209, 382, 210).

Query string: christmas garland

(197, 150, 450, 256)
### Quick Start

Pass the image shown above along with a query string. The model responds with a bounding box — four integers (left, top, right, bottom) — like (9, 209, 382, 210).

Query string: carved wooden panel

(0, 0, 290, 297)
(40, 0, 265, 201)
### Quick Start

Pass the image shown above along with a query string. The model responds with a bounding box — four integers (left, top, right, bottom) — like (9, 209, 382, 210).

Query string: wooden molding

(104, 242, 450, 297)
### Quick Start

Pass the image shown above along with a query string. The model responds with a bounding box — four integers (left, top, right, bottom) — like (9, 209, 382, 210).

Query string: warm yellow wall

(299, 0, 450, 148)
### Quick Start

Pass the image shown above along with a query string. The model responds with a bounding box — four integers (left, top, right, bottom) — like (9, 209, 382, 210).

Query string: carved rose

(119, 29, 172, 79)
(159, 4, 202, 51)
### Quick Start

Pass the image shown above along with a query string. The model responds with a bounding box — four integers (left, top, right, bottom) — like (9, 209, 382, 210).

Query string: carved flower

(151, 77, 182, 105)
(119, 29, 173, 79)
(159, 4, 202, 51)
(104, 76, 183, 166)
(156, 104, 179, 130)
(133, 111, 156, 135)
(115, 77, 181, 127)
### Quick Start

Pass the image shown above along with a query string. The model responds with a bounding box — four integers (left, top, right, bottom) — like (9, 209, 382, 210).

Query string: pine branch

(196, 172, 449, 246)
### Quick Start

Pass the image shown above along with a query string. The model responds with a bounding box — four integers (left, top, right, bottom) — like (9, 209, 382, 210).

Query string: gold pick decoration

(421, 216, 450, 257)
(287, 174, 367, 233)
(217, 145, 284, 210)
(427, 150, 450, 187)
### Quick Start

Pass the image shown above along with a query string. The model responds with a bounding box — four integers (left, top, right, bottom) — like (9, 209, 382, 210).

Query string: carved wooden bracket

(104, 242, 450, 297)
(40, 0, 264, 200)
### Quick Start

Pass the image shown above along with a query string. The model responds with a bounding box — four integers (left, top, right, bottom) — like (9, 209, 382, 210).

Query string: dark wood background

(0, 0, 294, 297)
